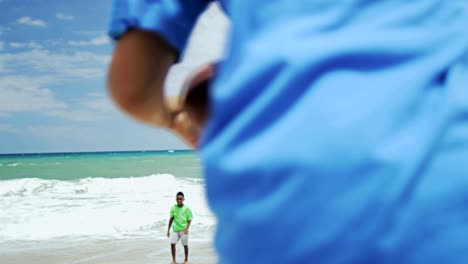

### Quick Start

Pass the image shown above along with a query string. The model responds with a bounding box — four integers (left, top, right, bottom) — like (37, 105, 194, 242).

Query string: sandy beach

(0, 238, 217, 264)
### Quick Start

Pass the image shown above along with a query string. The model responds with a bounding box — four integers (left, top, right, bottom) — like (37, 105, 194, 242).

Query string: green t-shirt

(170, 204, 193, 232)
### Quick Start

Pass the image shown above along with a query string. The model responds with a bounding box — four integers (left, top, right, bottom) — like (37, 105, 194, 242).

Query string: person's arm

(108, 29, 204, 147)
(184, 220, 191, 234)
(107, 0, 215, 148)
(167, 217, 174, 237)
(108, 29, 178, 128)
(184, 208, 193, 234)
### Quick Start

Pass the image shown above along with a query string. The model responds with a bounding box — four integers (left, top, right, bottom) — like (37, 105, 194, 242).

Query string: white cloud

(5, 125, 106, 147)
(0, 75, 117, 122)
(68, 35, 110, 46)
(16, 16, 47, 27)
(46, 93, 116, 121)
(0, 124, 23, 133)
(0, 112, 11, 118)
(0, 45, 113, 121)
(0, 26, 10, 36)
(46, 110, 105, 121)
(79, 95, 114, 113)
(0, 76, 67, 115)
(73, 30, 104, 36)
(0, 124, 12, 131)
(56, 13, 74, 21)
(8, 41, 43, 49)
(0, 49, 110, 78)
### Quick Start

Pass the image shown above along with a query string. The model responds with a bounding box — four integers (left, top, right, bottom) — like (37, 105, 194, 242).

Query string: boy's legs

(171, 244, 176, 263)
(182, 232, 189, 263)
(171, 230, 181, 263)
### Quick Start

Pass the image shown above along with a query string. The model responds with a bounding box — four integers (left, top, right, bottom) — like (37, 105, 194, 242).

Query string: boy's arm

(184, 208, 192, 234)
(184, 220, 191, 234)
(167, 217, 174, 237)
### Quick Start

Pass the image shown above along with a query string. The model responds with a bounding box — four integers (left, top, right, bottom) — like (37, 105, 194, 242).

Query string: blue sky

(0, 0, 228, 153)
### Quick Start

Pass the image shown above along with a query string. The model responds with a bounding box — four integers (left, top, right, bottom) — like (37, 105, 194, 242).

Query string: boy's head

(176, 191, 185, 206)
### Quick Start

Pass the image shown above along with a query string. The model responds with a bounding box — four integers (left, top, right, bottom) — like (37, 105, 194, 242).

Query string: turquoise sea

(0, 150, 215, 245)
(0, 150, 201, 180)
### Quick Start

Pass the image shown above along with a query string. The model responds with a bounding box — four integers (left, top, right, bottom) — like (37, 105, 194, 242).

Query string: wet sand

(0, 238, 217, 264)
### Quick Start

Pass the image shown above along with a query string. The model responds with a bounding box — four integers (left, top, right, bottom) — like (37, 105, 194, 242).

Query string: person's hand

(169, 107, 201, 148)
(184, 229, 189, 234)
(167, 231, 170, 238)
(165, 63, 215, 149)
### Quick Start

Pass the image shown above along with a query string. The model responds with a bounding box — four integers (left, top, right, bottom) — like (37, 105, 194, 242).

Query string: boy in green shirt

(167, 191, 192, 264)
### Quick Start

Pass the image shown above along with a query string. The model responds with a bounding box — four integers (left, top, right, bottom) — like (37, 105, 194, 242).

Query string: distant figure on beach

(167, 191, 192, 264)
(108, 0, 468, 263)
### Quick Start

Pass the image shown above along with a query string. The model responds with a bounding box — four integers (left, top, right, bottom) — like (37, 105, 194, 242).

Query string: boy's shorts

(171, 230, 188, 246)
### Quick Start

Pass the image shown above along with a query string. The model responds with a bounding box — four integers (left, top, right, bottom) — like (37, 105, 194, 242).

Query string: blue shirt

(109, 1, 468, 263)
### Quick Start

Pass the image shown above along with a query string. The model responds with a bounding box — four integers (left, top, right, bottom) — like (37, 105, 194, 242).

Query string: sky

(0, 0, 229, 154)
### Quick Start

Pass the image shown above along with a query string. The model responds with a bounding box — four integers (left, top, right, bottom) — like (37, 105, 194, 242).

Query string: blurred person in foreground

(107, 1, 468, 263)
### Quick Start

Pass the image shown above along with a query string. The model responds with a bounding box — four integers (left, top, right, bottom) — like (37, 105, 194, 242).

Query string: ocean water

(0, 150, 215, 244)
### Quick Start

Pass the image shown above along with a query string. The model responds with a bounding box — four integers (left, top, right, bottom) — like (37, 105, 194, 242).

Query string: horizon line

(0, 149, 193, 156)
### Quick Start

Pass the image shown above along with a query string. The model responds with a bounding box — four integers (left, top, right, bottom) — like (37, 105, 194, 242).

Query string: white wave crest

(0, 175, 215, 240)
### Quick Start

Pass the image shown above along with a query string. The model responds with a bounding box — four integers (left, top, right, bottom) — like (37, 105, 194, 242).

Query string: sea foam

(0, 174, 215, 240)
